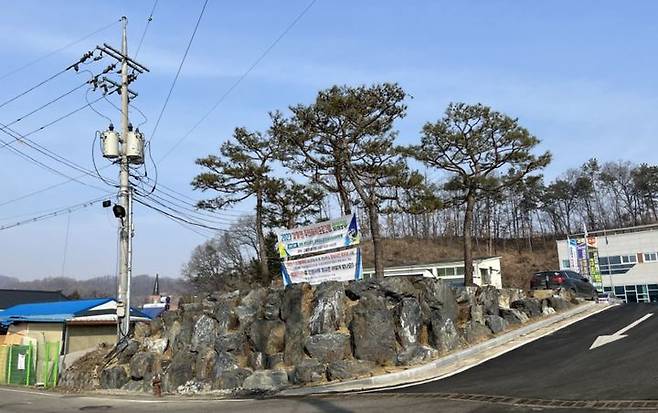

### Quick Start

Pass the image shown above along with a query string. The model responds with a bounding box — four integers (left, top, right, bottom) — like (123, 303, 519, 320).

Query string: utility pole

(97, 16, 149, 342)
(118, 16, 132, 341)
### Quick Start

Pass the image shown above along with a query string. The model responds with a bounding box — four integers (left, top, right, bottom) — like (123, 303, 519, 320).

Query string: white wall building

(362, 256, 503, 288)
(556, 224, 658, 303)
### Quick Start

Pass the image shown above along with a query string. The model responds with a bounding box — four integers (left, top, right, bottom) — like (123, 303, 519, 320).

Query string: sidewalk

(281, 301, 611, 396)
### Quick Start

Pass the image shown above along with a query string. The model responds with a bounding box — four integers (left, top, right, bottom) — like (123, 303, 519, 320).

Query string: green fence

(0, 345, 8, 385)
(6, 344, 34, 386)
(36, 341, 60, 387)
(0, 341, 60, 387)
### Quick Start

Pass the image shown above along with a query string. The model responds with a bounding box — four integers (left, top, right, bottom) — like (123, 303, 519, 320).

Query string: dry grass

(360, 237, 558, 289)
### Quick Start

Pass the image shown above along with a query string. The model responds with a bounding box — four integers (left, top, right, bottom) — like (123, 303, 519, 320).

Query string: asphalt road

(390, 303, 658, 401)
(0, 387, 639, 413)
(2, 303, 657, 412)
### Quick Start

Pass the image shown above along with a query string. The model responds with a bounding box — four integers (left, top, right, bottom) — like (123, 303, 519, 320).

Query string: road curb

(280, 301, 609, 396)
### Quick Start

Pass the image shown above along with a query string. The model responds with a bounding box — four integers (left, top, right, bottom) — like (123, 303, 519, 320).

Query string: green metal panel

(0, 345, 8, 385)
(7, 344, 35, 385)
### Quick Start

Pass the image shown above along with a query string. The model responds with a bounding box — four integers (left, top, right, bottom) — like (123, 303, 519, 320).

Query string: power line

(134, 0, 159, 59)
(0, 19, 120, 82)
(0, 68, 70, 110)
(133, 195, 229, 232)
(0, 196, 107, 231)
(0, 164, 113, 209)
(150, 0, 208, 144)
(1, 82, 89, 129)
(157, 0, 318, 162)
(61, 211, 72, 277)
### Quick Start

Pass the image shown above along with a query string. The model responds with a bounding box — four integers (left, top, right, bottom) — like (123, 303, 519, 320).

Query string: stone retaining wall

(59, 278, 578, 395)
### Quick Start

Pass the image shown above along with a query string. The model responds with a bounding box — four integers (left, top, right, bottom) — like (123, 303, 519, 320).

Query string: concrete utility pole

(97, 16, 148, 342)
(117, 15, 132, 340)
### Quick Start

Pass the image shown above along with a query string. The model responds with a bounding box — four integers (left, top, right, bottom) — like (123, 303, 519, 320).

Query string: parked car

(597, 292, 624, 304)
(530, 270, 598, 300)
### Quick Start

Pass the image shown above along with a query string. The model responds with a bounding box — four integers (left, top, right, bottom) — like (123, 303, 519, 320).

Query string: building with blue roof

(0, 298, 150, 371)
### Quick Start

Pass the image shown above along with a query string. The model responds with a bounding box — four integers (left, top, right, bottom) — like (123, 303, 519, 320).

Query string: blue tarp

(0, 298, 151, 326)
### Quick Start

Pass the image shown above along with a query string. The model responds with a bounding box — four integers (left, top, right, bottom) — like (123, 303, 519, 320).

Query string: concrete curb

(280, 301, 607, 396)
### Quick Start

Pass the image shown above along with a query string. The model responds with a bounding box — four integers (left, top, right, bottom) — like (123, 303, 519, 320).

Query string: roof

(0, 289, 68, 310)
(140, 306, 167, 319)
(0, 298, 151, 326)
(363, 256, 502, 272)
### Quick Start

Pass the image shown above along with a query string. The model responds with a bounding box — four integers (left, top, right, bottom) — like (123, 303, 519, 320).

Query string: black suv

(530, 270, 597, 300)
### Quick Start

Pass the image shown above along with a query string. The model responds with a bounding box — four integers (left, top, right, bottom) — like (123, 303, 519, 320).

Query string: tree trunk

(255, 191, 269, 283)
(463, 189, 476, 286)
(368, 205, 385, 279)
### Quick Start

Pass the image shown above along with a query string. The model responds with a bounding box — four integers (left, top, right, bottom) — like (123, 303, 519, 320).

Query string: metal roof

(0, 298, 151, 326)
(0, 289, 68, 310)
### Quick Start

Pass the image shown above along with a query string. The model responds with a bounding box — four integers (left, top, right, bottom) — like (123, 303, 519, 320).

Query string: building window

(455, 266, 465, 276)
(644, 252, 657, 262)
(562, 259, 571, 269)
(621, 255, 637, 264)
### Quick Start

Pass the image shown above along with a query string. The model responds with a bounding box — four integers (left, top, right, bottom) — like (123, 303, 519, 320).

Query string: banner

(568, 238, 578, 270)
(575, 236, 602, 283)
(276, 213, 360, 259)
(281, 247, 362, 286)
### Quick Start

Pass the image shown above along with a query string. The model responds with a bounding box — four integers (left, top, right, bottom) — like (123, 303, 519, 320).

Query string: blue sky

(1, 1, 658, 280)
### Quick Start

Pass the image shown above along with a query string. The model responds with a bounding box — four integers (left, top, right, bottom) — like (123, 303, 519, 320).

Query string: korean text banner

(281, 247, 362, 286)
(276, 213, 360, 258)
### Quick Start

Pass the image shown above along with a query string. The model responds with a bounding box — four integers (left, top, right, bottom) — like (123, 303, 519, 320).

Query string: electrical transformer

(100, 124, 120, 159)
(126, 127, 145, 164)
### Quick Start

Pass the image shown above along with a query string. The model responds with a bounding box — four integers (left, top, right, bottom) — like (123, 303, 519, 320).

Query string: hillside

(360, 237, 558, 289)
(0, 274, 192, 305)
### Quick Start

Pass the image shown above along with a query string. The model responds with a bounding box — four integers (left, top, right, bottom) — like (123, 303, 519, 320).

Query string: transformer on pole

(97, 16, 149, 342)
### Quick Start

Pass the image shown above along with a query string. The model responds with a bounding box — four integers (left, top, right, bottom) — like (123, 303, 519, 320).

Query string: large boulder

(453, 286, 478, 305)
(249, 320, 285, 356)
(163, 350, 196, 392)
(397, 345, 438, 366)
(281, 283, 313, 365)
(212, 367, 252, 390)
(290, 359, 327, 384)
(484, 314, 508, 334)
(264, 289, 283, 321)
(429, 314, 462, 353)
(309, 282, 346, 334)
(247, 352, 265, 370)
(463, 320, 493, 344)
(100, 366, 129, 389)
(144, 337, 168, 354)
(327, 359, 376, 381)
(349, 294, 397, 365)
(236, 288, 267, 327)
(242, 369, 289, 392)
(215, 332, 245, 354)
(129, 351, 157, 380)
(547, 296, 570, 311)
(304, 332, 350, 363)
(470, 304, 485, 324)
(195, 347, 217, 381)
(498, 288, 526, 309)
(394, 297, 422, 348)
(377, 277, 418, 300)
(416, 278, 458, 322)
(500, 308, 529, 325)
(477, 286, 500, 316)
(117, 339, 140, 364)
(190, 314, 220, 352)
(511, 298, 542, 318)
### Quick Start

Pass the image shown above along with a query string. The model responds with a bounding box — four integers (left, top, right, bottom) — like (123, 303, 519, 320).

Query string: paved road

(0, 387, 636, 413)
(390, 303, 658, 401)
(2, 303, 657, 412)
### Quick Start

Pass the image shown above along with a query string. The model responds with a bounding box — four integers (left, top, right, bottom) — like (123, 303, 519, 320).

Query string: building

(362, 256, 503, 288)
(0, 289, 68, 311)
(0, 298, 150, 370)
(556, 224, 658, 303)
